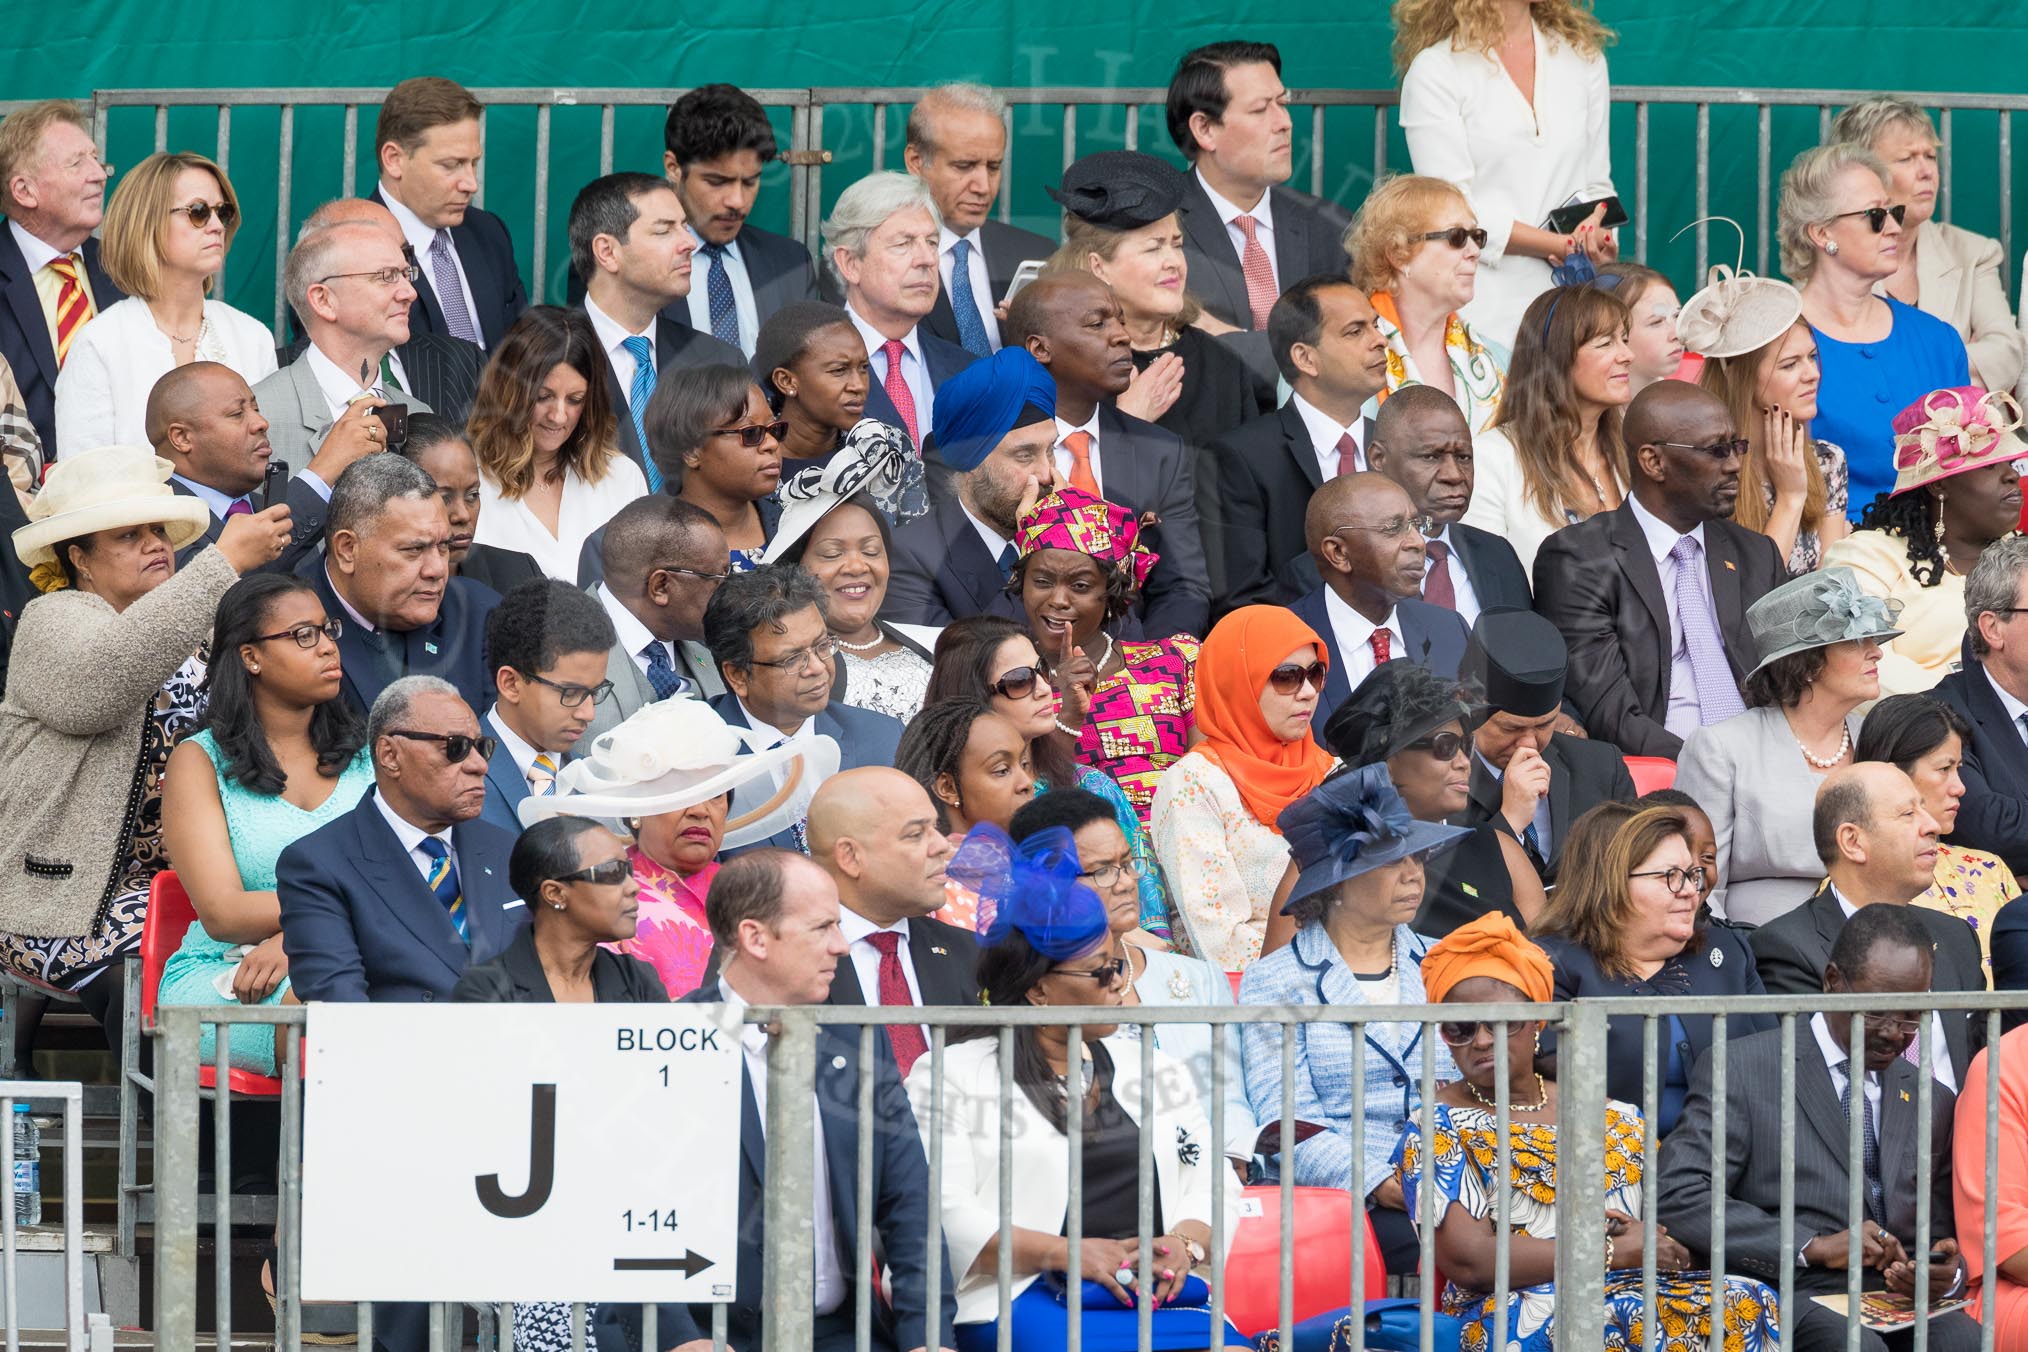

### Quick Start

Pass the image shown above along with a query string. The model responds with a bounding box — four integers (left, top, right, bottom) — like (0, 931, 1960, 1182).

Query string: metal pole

(760, 1006, 818, 1351)
(1555, 1002, 1610, 1348)
(152, 1010, 204, 1352)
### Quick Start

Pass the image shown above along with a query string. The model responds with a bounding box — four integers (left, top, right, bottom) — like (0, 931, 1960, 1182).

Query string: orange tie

(1063, 430, 1100, 497)
(47, 255, 93, 367)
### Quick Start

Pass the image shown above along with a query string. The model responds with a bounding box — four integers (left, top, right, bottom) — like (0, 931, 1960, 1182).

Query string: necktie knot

(1423, 538, 1448, 563)
(426, 230, 481, 346)
(1063, 429, 1100, 497)
(1235, 215, 1260, 242)
(996, 542, 1019, 577)
(698, 241, 725, 259)
(867, 931, 903, 958)
(418, 836, 448, 861)
(621, 334, 652, 362)
(1369, 628, 1392, 664)
(1669, 534, 1702, 564)
(528, 753, 560, 796)
(950, 238, 972, 264)
(1333, 430, 1360, 477)
(224, 497, 254, 518)
(882, 337, 907, 367)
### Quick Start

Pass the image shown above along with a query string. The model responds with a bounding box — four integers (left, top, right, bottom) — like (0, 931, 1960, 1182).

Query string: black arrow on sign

(613, 1251, 715, 1277)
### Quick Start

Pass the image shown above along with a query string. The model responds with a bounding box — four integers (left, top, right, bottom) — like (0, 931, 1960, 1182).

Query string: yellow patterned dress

(1393, 1100, 1779, 1352)
(1915, 842, 2018, 988)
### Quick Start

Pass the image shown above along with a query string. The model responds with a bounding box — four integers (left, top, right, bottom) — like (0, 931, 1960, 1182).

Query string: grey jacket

(0, 547, 238, 936)
(251, 353, 435, 470)
(585, 636, 725, 741)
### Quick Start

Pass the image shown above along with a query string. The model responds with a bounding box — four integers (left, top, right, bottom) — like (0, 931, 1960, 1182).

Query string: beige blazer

(0, 547, 237, 936)
(1904, 221, 2022, 395)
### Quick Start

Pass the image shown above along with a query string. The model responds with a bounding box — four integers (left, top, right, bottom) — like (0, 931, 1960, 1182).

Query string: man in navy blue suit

(825, 172, 977, 449)
(478, 579, 616, 834)
(595, 848, 954, 1352)
(373, 78, 526, 350)
(703, 566, 904, 852)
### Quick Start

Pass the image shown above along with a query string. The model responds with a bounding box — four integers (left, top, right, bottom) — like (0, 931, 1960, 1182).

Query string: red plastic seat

(142, 871, 284, 1097)
(1222, 1184, 1389, 1336)
(1623, 755, 1676, 796)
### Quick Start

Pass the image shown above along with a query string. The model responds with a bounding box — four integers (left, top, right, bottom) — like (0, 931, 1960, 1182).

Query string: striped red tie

(46, 255, 93, 367)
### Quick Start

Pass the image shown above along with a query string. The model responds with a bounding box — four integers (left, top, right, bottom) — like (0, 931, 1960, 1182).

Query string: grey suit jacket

(585, 635, 724, 741)
(251, 353, 435, 470)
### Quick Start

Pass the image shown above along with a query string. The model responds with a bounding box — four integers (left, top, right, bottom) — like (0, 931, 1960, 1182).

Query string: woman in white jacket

(905, 822, 1245, 1350)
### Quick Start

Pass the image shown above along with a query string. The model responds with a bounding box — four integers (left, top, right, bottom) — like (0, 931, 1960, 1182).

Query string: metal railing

(74, 83, 2028, 338)
(134, 989, 2021, 1352)
(0, 1080, 86, 1352)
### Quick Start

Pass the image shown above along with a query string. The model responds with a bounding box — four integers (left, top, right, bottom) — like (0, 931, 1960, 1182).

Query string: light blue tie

(946, 239, 993, 357)
(621, 335, 659, 491)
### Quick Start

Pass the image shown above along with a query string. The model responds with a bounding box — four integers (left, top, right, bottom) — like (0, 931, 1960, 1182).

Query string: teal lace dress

(156, 732, 375, 1073)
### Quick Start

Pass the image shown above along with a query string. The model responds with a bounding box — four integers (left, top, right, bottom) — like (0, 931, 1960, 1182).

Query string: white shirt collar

(1625, 492, 1706, 564)
(1323, 583, 1400, 650)
(1195, 168, 1272, 228)
(372, 786, 451, 860)
(938, 224, 984, 257)
(170, 473, 243, 519)
(715, 977, 770, 1060)
(1289, 391, 1361, 454)
(485, 705, 544, 780)
(686, 226, 744, 263)
(583, 294, 654, 359)
(304, 342, 381, 420)
(378, 183, 441, 256)
(845, 302, 922, 365)
(324, 563, 376, 633)
(838, 907, 907, 946)
(1809, 1011, 1880, 1091)
(735, 696, 811, 746)
(7, 220, 66, 273)
(597, 583, 661, 662)
(958, 497, 1012, 564)
(1053, 406, 1101, 445)
(1986, 665, 2028, 725)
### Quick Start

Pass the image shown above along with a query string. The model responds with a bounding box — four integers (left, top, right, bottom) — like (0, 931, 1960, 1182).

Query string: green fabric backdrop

(19, 2, 2028, 320)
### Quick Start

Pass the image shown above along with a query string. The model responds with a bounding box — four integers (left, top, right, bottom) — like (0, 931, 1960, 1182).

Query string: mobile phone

(1003, 259, 1046, 304)
(260, 457, 290, 512)
(1546, 195, 1629, 235)
(370, 401, 410, 452)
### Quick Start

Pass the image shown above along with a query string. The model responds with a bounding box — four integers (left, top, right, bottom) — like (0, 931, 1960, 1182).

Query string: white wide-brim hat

(517, 696, 841, 849)
(13, 444, 211, 570)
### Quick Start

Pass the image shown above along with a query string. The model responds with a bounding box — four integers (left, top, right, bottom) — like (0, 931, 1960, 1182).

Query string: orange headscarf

(1191, 605, 1336, 831)
(1420, 913, 1555, 1004)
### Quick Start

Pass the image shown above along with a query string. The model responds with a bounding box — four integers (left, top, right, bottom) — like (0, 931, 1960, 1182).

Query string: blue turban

(933, 347, 1057, 472)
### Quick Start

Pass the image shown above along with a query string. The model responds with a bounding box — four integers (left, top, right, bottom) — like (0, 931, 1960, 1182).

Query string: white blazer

(474, 456, 648, 582)
(904, 1032, 1241, 1327)
(54, 297, 277, 455)
(1461, 425, 1569, 579)
(1399, 22, 1615, 348)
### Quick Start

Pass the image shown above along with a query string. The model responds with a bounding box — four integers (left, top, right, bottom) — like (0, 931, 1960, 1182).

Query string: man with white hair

(824, 171, 977, 448)
(904, 84, 1056, 358)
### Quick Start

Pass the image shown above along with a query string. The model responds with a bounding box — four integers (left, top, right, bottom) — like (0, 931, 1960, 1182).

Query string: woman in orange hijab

(1150, 604, 1336, 969)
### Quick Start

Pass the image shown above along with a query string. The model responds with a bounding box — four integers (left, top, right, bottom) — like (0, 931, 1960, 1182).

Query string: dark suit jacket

(1207, 402, 1376, 608)
(708, 692, 907, 852)
(374, 191, 527, 348)
(566, 221, 823, 333)
(862, 327, 977, 449)
(478, 707, 565, 835)
(1450, 522, 1533, 614)
(922, 219, 1057, 350)
(575, 490, 781, 589)
(1659, 1023, 1959, 1290)
(457, 543, 544, 596)
(1287, 587, 1468, 729)
(1453, 732, 1638, 883)
(580, 308, 745, 474)
(828, 914, 980, 1009)
(1088, 404, 1210, 641)
(1749, 886, 1984, 1082)
(1176, 175, 1351, 390)
(599, 989, 956, 1352)
(0, 228, 122, 458)
(275, 330, 487, 428)
(1932, 648, 2028, 876)
(170, 475, 327, 576)
(450, 922, 667, 1003)
(301, 558, 498, 718)
(276, 787, 526, 1002)
(1993, 893, 2028, 1030)
(881, 484, 1026, 629)
(1533, 503, 1788, 759)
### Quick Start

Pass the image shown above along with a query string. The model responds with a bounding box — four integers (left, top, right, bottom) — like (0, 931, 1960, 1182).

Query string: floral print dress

(1915, 842, 2019, 987)
(1393, 1100, 1780, 1352)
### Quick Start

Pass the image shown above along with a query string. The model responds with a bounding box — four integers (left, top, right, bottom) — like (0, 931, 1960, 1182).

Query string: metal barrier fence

(137, 990, 2019, 1352)
(0, 1079, 86, 1352)
(74, 84, 2028, 338)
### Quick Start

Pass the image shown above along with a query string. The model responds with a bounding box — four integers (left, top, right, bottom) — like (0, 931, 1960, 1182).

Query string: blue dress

(1811, 299, 1969, 517)
(156, 733, 375, 1073)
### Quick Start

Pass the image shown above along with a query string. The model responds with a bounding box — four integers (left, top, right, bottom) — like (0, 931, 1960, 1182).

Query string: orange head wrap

(1191, 604, 1337, 831)
(1420, 912, 1555, 1004)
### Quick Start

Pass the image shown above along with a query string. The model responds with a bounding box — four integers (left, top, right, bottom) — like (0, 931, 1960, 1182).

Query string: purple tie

(1668, 535, 1746, 725)
(428, 230, 482, 345)
(224, 498, 253, 518)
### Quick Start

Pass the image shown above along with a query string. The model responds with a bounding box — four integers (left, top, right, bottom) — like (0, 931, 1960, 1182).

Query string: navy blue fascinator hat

(1276, 764, 1471, 915)
(946, 822, 1109, 960)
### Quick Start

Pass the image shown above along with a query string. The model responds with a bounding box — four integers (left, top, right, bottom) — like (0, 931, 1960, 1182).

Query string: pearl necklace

(832, 629, 887, 653)
(1794, 721, 1852, 771)
(1469, 1072, 1549, 1113)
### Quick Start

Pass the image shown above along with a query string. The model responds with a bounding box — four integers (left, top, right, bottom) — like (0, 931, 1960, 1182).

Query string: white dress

(1399, 21, 1615, 349)
(474, 456, 649, 582)
(54, 297, 277, 454)
(1460, 426, 1572, 578)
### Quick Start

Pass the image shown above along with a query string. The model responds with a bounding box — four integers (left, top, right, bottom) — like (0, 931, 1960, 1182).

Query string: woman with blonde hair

(1394, 0, 1620, 348)
(1346, 173, 1506, 434)
(466, 305, 645, 581)
(1463, 281, 1631, 574)
(53, 151, 275, 452)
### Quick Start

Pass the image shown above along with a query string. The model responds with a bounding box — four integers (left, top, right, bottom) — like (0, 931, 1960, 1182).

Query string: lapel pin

(424, 641, 440, 655)
(1461, 882, 1479, 898)
(832, 1055, 847, 1070)
(1710, 948, 1723, 968)
(930, 946, 948, 956)
(1723, 560, 1736, 571)
(1900, 1089, 1911, 1102)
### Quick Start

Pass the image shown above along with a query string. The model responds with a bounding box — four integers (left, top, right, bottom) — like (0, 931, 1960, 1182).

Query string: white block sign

(302, 1002, 743, 1302)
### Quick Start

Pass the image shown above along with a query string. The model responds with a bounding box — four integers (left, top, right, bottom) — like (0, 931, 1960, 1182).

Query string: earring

(1823, 240, 1840, 256)
(1533, 1028, 1543, 1054)
(248, 664, 261, 675)
(1933, 493, 1952, 567)
(548, 901, 566, 912)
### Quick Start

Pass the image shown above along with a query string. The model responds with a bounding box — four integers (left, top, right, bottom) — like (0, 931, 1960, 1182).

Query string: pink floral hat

(1889, 386, 2028, 496)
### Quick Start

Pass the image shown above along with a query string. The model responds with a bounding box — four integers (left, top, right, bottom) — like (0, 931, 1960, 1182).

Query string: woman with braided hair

(1822, 385, 2024, 695)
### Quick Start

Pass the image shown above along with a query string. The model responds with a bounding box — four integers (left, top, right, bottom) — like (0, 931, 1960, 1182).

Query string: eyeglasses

(1830, 204, 1907, 233)
(1053, 956, 1130, 987)
(1080, 858, 1152, 889)
(989, 664, 1050, 700)
(168, 200, 237, 229)
(655, 563, 732, 585)
(554, 857, 635, 886)
(711, 420, 790, 448)
(252, 618, 343, 649)
(524, 672, 615, 708)
(1419, 226, 1489, 250)
(748, 635, 837, 671)
(1863, 1014, 1923, 1036)
(1404, 730, 1466, 760)
(384, 730, 498, 764)
(317, 264, 421, 288)
(1438, 1019, 1527, 1048)
(1630, 865, 1708, 895)
(1331, 513, 1437, 541)
(1653, 437, 1750, 462)
(1266, 661, 1328, 695)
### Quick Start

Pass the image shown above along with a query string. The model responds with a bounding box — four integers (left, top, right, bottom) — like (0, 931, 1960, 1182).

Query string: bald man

(1533, 381, 1788, 758)
(1287, 471, 1469, 727)
(148, 361, 322, 573)
(1004, 272, 1210, 640)
(805, 768, 974, 1073)
(277, 197, 488, 424)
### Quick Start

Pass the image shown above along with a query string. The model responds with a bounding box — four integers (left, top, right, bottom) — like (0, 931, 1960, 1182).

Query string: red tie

(1334, 431, 1360, 477)
(1063, 430, 1100, 497)
(1235, 215, 1278, 331)
(865, 931, 927, 1077)
(1369, 628, 1392, 664)
(1422, 539, 1457, 610)
(880, 339, 920, 447)
(47, 255, 93, 367)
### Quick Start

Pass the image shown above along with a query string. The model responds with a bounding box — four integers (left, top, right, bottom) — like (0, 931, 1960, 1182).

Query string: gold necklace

(1468, 1072, 1548, 1112)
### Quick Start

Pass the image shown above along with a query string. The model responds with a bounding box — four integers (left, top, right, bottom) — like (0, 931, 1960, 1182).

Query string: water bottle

(11, 1103, 39, 1227)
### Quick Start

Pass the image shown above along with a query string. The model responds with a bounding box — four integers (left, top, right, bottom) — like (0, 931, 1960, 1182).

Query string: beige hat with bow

(12, 444, 211, 572)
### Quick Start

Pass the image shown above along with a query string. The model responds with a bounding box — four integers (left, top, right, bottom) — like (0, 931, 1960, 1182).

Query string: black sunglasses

(555, 857, 635, 886)
(385, 729, 497, 764)
(169, 200, 238, 229)
(1420, 226, 1489, 250)
(253, 618, 342, 649)
(1831, 204, 1907, 233)
(1653, 437, 1750, 462)
(1404, 730, 1466, 760)
(711, 420, 790, 448)
(1266, 661, 1327, 695)
(1438, 1019, 1528, 1048)
(524, 672, 615, 708)
(990, 664, 1050, 700)
(1054, 956, 1130, 987)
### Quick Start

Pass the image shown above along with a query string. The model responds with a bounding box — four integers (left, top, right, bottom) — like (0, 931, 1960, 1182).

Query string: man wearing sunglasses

(1286, 472, 1468, 727)
(587, 496, 731, 738)
(1535, 381, 1788, 759)
(477, 579, 618, 834)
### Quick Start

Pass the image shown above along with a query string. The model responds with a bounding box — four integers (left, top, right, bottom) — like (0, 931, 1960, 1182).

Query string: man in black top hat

(1451, 609, 1637, 884)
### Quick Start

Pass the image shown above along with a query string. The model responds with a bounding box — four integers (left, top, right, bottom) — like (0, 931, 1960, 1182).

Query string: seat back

(1623, 755, 1677, 796)
(140, 870, 199, 1025)
(1222, 1184, 1389, 1336)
